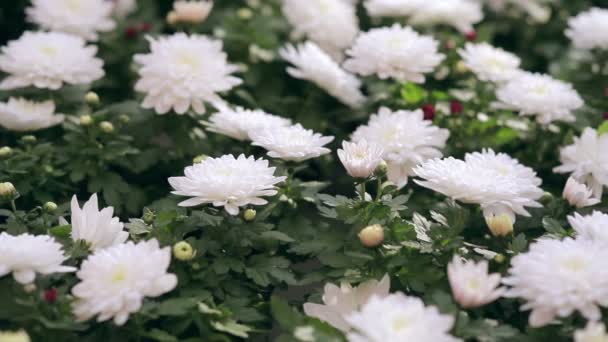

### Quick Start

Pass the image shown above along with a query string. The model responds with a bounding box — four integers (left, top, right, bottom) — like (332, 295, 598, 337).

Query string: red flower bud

(44, 288, 58, 303)
(465, 31, 477, 42)
(124, 26, 138, 39)
(450, 101, 463, 114)
(140, 22, 152, 32)
(422, 104, 436, 121)
(603, 112, 608, 120)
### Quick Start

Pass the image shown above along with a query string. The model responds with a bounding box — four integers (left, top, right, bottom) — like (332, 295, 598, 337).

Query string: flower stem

(359, 182, 366, 201)
(10, 200, 16, 212)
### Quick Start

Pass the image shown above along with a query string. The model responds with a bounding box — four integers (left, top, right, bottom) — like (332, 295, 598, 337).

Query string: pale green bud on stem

(358, 224, 385, 247)
(43, 202, 58, 213)
(99, 121, 114, 133)
(173, 241, 196, 261)
(243, 209, 256, 222)
(85, 91, 100, 107)
(0, 146, 12, 158)
(79, 115, 93, 126)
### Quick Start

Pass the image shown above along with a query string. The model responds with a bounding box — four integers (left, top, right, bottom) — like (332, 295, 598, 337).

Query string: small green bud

(0, 146, 12, 158)
(243, 209, 256, 222)
(358, 224, 384, 247)
(540, 191, 554, 205)
(43, 201, 58, 212)
(99, 121, 114, 133)
(193, 154, 208, 164)
(118, 114, 130, 123)
(142, 208, 155, 224)
(173, 241, 196, 261)
(374, 160, 388, 177)
(79, 115, 93, 126)
(0, 182, 18, 202)
(43, 165, 54, 173)
(85, 91, 100, 107)
(20, 135, 36, 144)
(494, 254, 506, 264)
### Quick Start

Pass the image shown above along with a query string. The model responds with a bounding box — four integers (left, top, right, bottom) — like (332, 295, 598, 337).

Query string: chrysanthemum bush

(0, 0, 607, 341)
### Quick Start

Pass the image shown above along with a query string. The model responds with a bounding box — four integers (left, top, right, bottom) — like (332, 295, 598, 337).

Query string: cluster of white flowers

(0, 98, 64, 131)
(251, 124, 334, 162)
(566, 7, 608, 50)
(458, 42, 522, 83)
(134, 33, 241, 115)
(344, 25, 444, 83)
(0, 31, 105, 90)
(352, 107, 449, 188)
(204, 106, 292, 141)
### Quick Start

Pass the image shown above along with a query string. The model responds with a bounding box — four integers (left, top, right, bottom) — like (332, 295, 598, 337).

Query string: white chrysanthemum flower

(344, 25, 444, 83)
(575, 322, 608, 342)
(337, 140, 384, 179)
(251, 124, 334, 162)
(279, 42, 366, 108)
(72, 239, 177, 326)
(0, 98, 64, 131)
(352, 107, 449, 188)
(0, 31, 105, 90)
(503, 238, 608, 327)
(172, 1, 214, 24)
(568, 211, 608, 244)
(495, 72, 584, 125)
(486, 0, 553, 22)
(345, 293, 460, 342)
(554, 128, 608, 198)
(458, 43, 521, 83)
(562, 177, 600, 208)
(68, 194, 128, 251)
(282, 0, 358, 59)
(448, 256, 504, 309)
(566, 7, 608, 50)
(26, 0, 115, 41)
(0, 232, 75, 284)
(414, 149, 543, 224)
(364, 0, 424, 18)
(204, 107, 292, 141)
(134, 33, 241, 115)
(408, 0, 483, 33)
(168, 154, 286, 215)
(113, 0, 137, 18)
(303, 275, 390, 332)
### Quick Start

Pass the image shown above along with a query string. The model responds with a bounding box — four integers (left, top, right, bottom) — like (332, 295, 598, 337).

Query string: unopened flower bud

(23, 283, 37, 293)
(43, 201, 58, 212)
(143, 208, 155, 224)
(540, 191, 554, 204)
(0, 182, 18, 202)
(455, 61, 469, 74)
(0, 146, 12, 158)
(243, 208, 256, 222)
(79, 115, 93, 126)
(485, 213, 514, 237)
(43, 165, 54, 173)
(85, 91, 100, 107)
(99, 121, 114, 133)
(237, 8, 253, 19)
(20, 135, 36, 144)
(43, 288, 58, 303)
(173, 241, 196, 261)
(358, 224, 384, 247)
(193, 154, 208, 164)
(172, 0, 214, 24)
(375, 160, 388, 178)
(494, 254, 506, 263)
(118, 114, 130, 123)
(166, 10, 178, 25)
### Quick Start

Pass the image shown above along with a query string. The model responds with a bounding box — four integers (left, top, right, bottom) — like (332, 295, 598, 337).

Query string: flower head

(134, 33, 241, 115)
(282, 0, 359, 59)
(503, 237, 608, 327)
(303, 275, 390, 332)
(345, 293, 460, 342)
(26, 0, 115, 41)
(562, 177, 600, 208)
(414, 149, 543, 224)
(448, 256, 504, 308)
(344, 25, 444, 83)
(168, 154, 286, 215)
(68, 194, 128, 251)
(0, 98, 64, 131)
(568, 211, 608, 244)
(204, 106, 291, 141)
(495, 72, 584, 125)
(0, 233, 75, 284)
(352, 107, 449, 188)
(458, 42, 521, 83)
(0, 31, 104, 90)
(251, 124, 334, 162)
(280, 42, 366, 108)
(554, 128, 608, 198)
(566, 7, 608, 50)
(575, 322, 608, 342)
(72, 239, 177, 325)
(337, 140, 384, 179)
(407, 0, 483, 33)
(171, 1, 213, 24)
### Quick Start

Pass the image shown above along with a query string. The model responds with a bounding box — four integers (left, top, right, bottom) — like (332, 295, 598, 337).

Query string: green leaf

(211, 320, 252, 338)
(260, 231, 295, 242)
(401, 83, 427, 104)
(143, 329, 179, 342)
(542, 217, 567, 235)
(49, 224, 71, 239)
(598, 121, 608, 135)
(156, 298, 198, 316)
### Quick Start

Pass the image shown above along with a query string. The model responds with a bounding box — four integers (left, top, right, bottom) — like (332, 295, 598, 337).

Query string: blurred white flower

(204, 106, 292, 141)
(0, 232, 75, 284)
(112, 0, 137, 18)
(303, 275, 390, 332)
(554, 128, 608, 198)
(568, 211, 608, 244)
(344, 24, 444, 83)
(337, 140, 384, 179)
(486, 0, 552, 22)
(566, 7, 608, 50)
(280, 42, 366, 108)
(251, 124, 334, 162)
(458, 42, 521, 83)
(345, 293, 460, 342)
(0, 98, 64, 131)
(26, 0, 115, 41)
(168, 154, 286, 215)
(447, 256, 504, 309)
(408, 0, 483, 33)
(503, 238, 608, 327)
(282, 0, 359, 60)
(575, 322, 608, 342)
(171, 1, 213, 24)
(495, 72, 583, 125)
(364, 0, 424, 18)
(68, 194, 128, 251)
(134, 33, 241, 115)
(352, 107, 449, 188)
(72, 239, 177, 325)
(414, 149, 543, 226)
(0, 31, 104, 90)
(562, 177, 600, 208)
